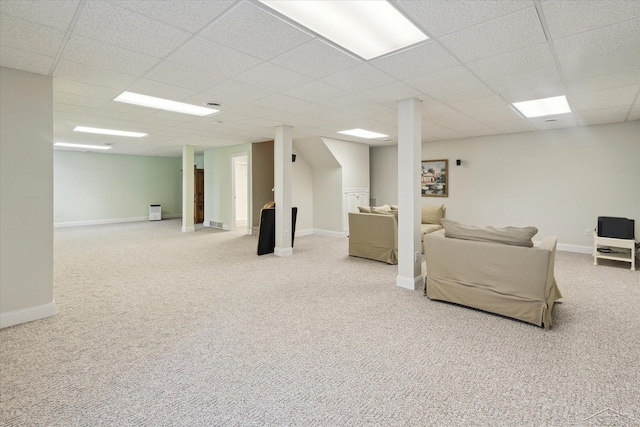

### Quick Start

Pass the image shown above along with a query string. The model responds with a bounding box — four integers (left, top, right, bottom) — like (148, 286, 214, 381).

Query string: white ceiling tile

(109, 0, 234, 32)
(467, 43, 555, 81)
(124, 78, 199, 102)
(0, 14, 65, 57)
(427, 112, 495, 133)
(566, 69, 640, 93)
(542, 0, 640, 39)
(200, 1, 312, 61)
(167, 37, 262, 78)
(0, 0, 79, 31)
(486, 119, 535, 134)
(421, 121, 467, 140)
(53, 103, 97, 115)
(91, 109, 151, 123)
(281, 81, 347, 103)
(627, 104, 640, 121)
(528, 113, 578, 130)
(234, 62, 311, 92)
(460, 127, 500, 138)
(499, 84, 566, 104)
(427, 82, 495, 104)
(0, 45, 53, 75)
(396, 0, 529, 37)
(270, 39, 361, 79)
(253, 94, 319, 114)
(370, 41, 460, 80)
(576, 107, 631, 126)
(189, 80, 274, 105)
(62, 35, 158, 76)
(54, 78, 123, 100)
(405, 66, 483, 94)
(54, 92, 109, 109)
(569, 89, 637, 113)
(440, 7, 546, 63)
(358, 82, 422, 104)
(320, 64, 396, 93)
(53, 59, 138, 89)
(554, 18, 640, 64)
(73, 1, 191, 58)
(561, 48, 640, 81)
(449, 96, 509, 113)
(485, 66, 563, 96)
(144, 61, 225, 92)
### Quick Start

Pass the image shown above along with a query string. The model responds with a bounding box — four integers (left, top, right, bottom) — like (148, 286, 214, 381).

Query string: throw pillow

(441, 218, 538, 247)
(371, 206, 392, 215)
(421, 204, 444, 224)
(358, 206, 372, 213)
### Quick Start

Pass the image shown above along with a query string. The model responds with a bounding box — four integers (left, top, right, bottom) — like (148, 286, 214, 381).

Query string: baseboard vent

(209, 221, 223, 229)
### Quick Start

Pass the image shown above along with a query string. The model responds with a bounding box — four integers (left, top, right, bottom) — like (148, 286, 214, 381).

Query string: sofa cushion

(421, 204, 445, 224)
(441, 218, 538, 247)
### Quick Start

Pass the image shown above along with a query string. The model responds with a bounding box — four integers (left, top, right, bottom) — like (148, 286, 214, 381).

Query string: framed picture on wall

(421, 159, 448, 197)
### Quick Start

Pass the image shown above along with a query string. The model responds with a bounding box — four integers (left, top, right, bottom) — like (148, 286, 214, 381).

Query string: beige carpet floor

(1, 219, 639, 426)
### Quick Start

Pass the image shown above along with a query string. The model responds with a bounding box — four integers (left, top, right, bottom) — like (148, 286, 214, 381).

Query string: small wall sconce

(456, 159, 462, 166)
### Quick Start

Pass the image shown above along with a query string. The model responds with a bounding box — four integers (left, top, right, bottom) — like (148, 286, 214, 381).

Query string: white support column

(274, 125, 293, 257)
(182, 145, 195, 233)
(396, 98, 423, 290)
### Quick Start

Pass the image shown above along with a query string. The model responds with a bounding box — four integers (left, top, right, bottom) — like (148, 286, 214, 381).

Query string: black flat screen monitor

(597, 217, 634, 239)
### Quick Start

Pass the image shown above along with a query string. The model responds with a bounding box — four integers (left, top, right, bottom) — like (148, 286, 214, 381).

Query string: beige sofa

(424, 220, 562, 330)
(348, 204, 446, 264)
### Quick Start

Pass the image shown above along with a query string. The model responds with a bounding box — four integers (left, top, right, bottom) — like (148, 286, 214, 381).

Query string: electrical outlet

(585, 228, 591, 236)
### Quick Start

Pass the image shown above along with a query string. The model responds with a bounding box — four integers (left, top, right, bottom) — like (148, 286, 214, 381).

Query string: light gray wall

(371, 121, 640, 249)
(292, 152, 314, 233)
(204, 143, 252, 230)
(1, 67, 55, 326)
(251, 141, 274, 228)
(54, 151, 182, 225)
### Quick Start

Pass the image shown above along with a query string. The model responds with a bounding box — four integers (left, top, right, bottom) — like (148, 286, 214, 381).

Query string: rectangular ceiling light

(338, 128, 388, 139)
(73, 126, 147, 138)
(54, 142, 112, 150)
(258, 1, 428, 60)
(512, 95, 571, 118)
(114, 91, 219, 116)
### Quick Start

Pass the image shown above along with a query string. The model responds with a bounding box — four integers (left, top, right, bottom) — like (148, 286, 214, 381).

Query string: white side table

(593, 235, 637, 271)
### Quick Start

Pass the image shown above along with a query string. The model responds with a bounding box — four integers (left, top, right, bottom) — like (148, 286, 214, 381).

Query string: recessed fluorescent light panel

(114, 91, 219, 116)
(54, 142, 112, 150)
(258, 0, 428, 60)
(512, 95, 571, 118)
(73, 126, 147, 138)
(338, 128, 389, 139)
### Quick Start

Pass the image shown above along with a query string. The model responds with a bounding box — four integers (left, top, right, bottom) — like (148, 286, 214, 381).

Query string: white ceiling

(1, 0, 639, 156)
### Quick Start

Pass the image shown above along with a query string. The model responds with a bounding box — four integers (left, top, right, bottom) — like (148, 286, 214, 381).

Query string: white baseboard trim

(1, 301, 57, 329)
(557, 243, 592, 254)
(397, 275, 424, 291)
(55, 215, 181, 228)
(181, 226, 195, 232)
(295, 229, 314, 237)
(313, 229, 348, 238)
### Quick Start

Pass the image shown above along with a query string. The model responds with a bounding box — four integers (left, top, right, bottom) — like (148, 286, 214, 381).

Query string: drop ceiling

(1, 0, 638, 156)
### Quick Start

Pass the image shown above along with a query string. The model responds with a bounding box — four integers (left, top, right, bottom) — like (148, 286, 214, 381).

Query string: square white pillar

(274, 125, 293, 257)
(396, 98, 423, 290)
(182, 145, 195, 233)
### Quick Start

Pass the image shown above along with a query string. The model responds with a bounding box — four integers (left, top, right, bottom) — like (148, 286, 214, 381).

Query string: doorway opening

(231, 153, 249, 234)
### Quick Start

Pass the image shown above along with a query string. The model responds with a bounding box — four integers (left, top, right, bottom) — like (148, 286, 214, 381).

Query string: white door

(232, 154, 249, 234)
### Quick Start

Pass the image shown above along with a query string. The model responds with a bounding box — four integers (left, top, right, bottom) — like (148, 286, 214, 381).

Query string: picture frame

(421, 159, 448, 197)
